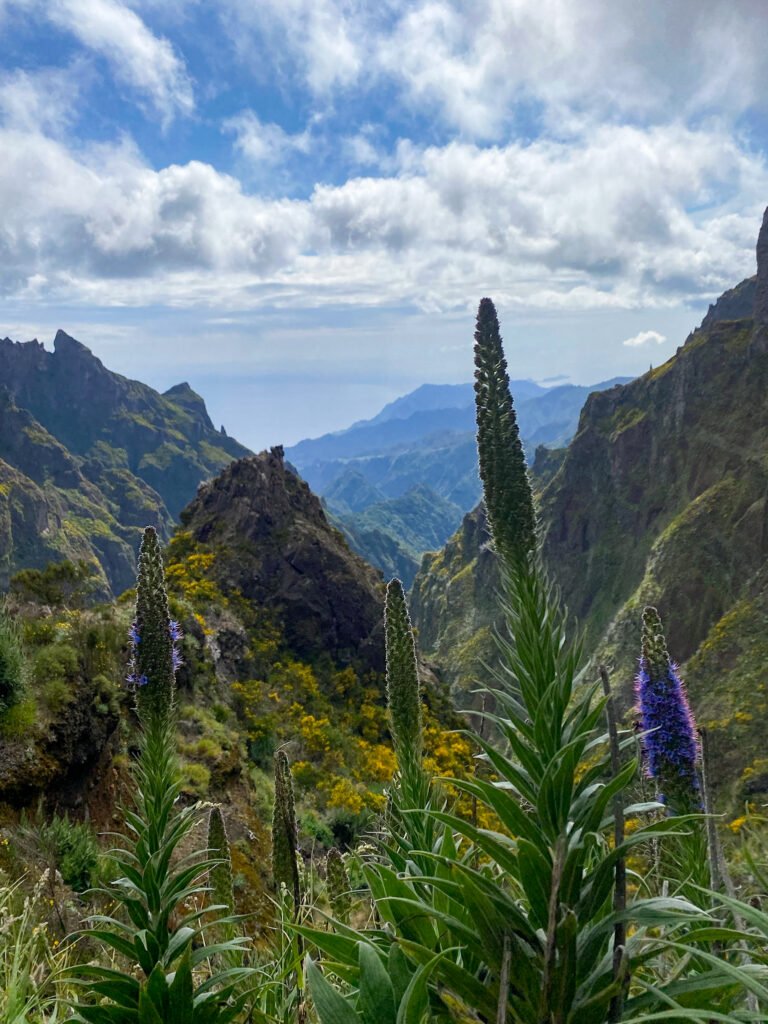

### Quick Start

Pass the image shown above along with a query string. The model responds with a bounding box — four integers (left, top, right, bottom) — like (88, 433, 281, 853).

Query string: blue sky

(1, 0, 767, 448)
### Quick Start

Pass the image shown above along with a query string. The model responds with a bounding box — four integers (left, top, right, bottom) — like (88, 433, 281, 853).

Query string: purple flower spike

(635, 607, 700, 815)
(171, 647, 183, 673)
(128, 623, 141, 646)
(126, 672, 149, 688)
(169, 620, 183, 642)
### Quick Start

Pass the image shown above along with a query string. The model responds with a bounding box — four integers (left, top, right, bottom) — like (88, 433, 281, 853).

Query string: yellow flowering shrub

(298, 713, 333, 755)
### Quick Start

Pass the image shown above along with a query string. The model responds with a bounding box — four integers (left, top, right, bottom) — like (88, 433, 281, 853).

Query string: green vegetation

(335, 484, 464, 588)
(0, 600, 26, 715)
(412, 280, 768, 811)
(0, 332, 251, 594)
(11, 560, 99, 609)
(1, 282, 768, 1021)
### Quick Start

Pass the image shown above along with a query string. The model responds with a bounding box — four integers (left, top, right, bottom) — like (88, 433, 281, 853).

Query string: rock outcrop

(756, 206, 768, 326)
(179, 447, 386, 671)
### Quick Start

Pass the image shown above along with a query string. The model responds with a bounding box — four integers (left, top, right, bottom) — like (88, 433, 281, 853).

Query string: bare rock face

(756, 205, 768, 326)
(179, 447, 385, 671)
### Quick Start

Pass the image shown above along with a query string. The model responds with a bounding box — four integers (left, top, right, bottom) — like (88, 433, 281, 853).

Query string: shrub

(41, 678, 76, 715)
(20, 811, 100, 892)
(31, 643, 78, 689)
(0, 698, 36, 739)
(0, 603, 26, 715)
(182, 760, 211, 796)
(10, 559, 98, 608)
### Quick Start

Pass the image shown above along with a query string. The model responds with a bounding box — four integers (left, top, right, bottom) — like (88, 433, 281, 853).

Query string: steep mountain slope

(335, 484, 464, 588)
(410, 208, 768, 806)
(0, 331, 250, 592)
(177, 446, 385, 670)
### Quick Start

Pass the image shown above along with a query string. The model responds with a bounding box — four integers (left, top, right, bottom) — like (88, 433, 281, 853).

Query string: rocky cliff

(178, 447, 386, 671)
(0, 330, 250, 592)
(411, 207, 768, 805)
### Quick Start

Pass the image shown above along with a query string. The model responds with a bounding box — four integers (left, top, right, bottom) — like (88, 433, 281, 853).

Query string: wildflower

(272, 751, 300, 907)
(385, 578, 423, 771)
(131, 527, 176, 721)
(635, 606, 700, 814)
(473, 296, 536, 565)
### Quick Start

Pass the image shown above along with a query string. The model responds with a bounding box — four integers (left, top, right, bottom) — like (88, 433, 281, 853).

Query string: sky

(1, 0, 768, 448)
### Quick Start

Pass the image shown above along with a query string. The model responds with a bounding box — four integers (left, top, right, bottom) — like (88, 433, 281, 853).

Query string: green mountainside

(0, 330, 250, 593)
(411, 212, 768, 807)
(333, 483, 464, 588)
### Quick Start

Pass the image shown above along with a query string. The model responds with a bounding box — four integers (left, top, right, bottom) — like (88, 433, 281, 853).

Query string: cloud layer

(0, 0, 766, 333)
(0, 118, 764, 313)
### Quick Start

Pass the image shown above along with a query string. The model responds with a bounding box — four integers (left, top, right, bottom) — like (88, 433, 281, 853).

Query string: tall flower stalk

(272, 751, 301, 911)
(68, 526, 251, 1021)
(474, 297, 536, 566)
(127, 526, 179, 723)
(383, 578, 435, 862)
(636, 606, 701, 815)
(384, 579, 423, 785)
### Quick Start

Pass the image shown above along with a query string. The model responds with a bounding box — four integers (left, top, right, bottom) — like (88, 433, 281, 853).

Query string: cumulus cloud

(42, 0, 193, 124)
(622, 329, 667, 348)
(221, 0, 365, 94)
(381, 1, 768, 137)
(0, 117, 765, 313)
(0, 65, 86, 134)
(224, 111, 312, 165)
(216, 0, 768, 140)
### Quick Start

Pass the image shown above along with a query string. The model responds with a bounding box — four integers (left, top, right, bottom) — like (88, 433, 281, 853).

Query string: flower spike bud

(129, 526, 178, 723)
(272, 750, 301, 908)
(635, 606, 700, 814)
(385, 578, 423, 774)
(473, 297, 536, 567)
(208, 805, 235, 919)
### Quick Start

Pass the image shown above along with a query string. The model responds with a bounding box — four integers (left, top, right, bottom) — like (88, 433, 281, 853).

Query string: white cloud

(44, 0, 193, 124)
(220, 0, 365, 95)
(215, 1, 768, 140)
(0, 120, 765, 314)
(0, 65, 85, 134)
(622, 329, 667, 348)
(224, 111, 312, 165)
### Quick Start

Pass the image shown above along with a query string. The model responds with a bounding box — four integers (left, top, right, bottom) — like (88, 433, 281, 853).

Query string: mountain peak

(164, 381, 195, 397)
(163, 381, 215, 433)
(179, 450, 384, 669)
(53, 329, 102, 363)
(755, 205, 768, 326)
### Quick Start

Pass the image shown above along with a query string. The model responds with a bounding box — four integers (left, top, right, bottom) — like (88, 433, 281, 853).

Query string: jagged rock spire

(755, 206, 768, 326)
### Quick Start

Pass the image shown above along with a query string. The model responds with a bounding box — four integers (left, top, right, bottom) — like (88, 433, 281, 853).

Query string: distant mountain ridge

(287, 375, 632, 580)
(0, 330, 250, 593)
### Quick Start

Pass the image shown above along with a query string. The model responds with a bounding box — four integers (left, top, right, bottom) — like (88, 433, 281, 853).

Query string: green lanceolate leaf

(357, 942, 396, 1024)
(305, 957, 360, 1024)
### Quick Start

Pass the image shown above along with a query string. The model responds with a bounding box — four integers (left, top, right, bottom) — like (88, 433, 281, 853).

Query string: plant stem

(599, 665, 628, 1023)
